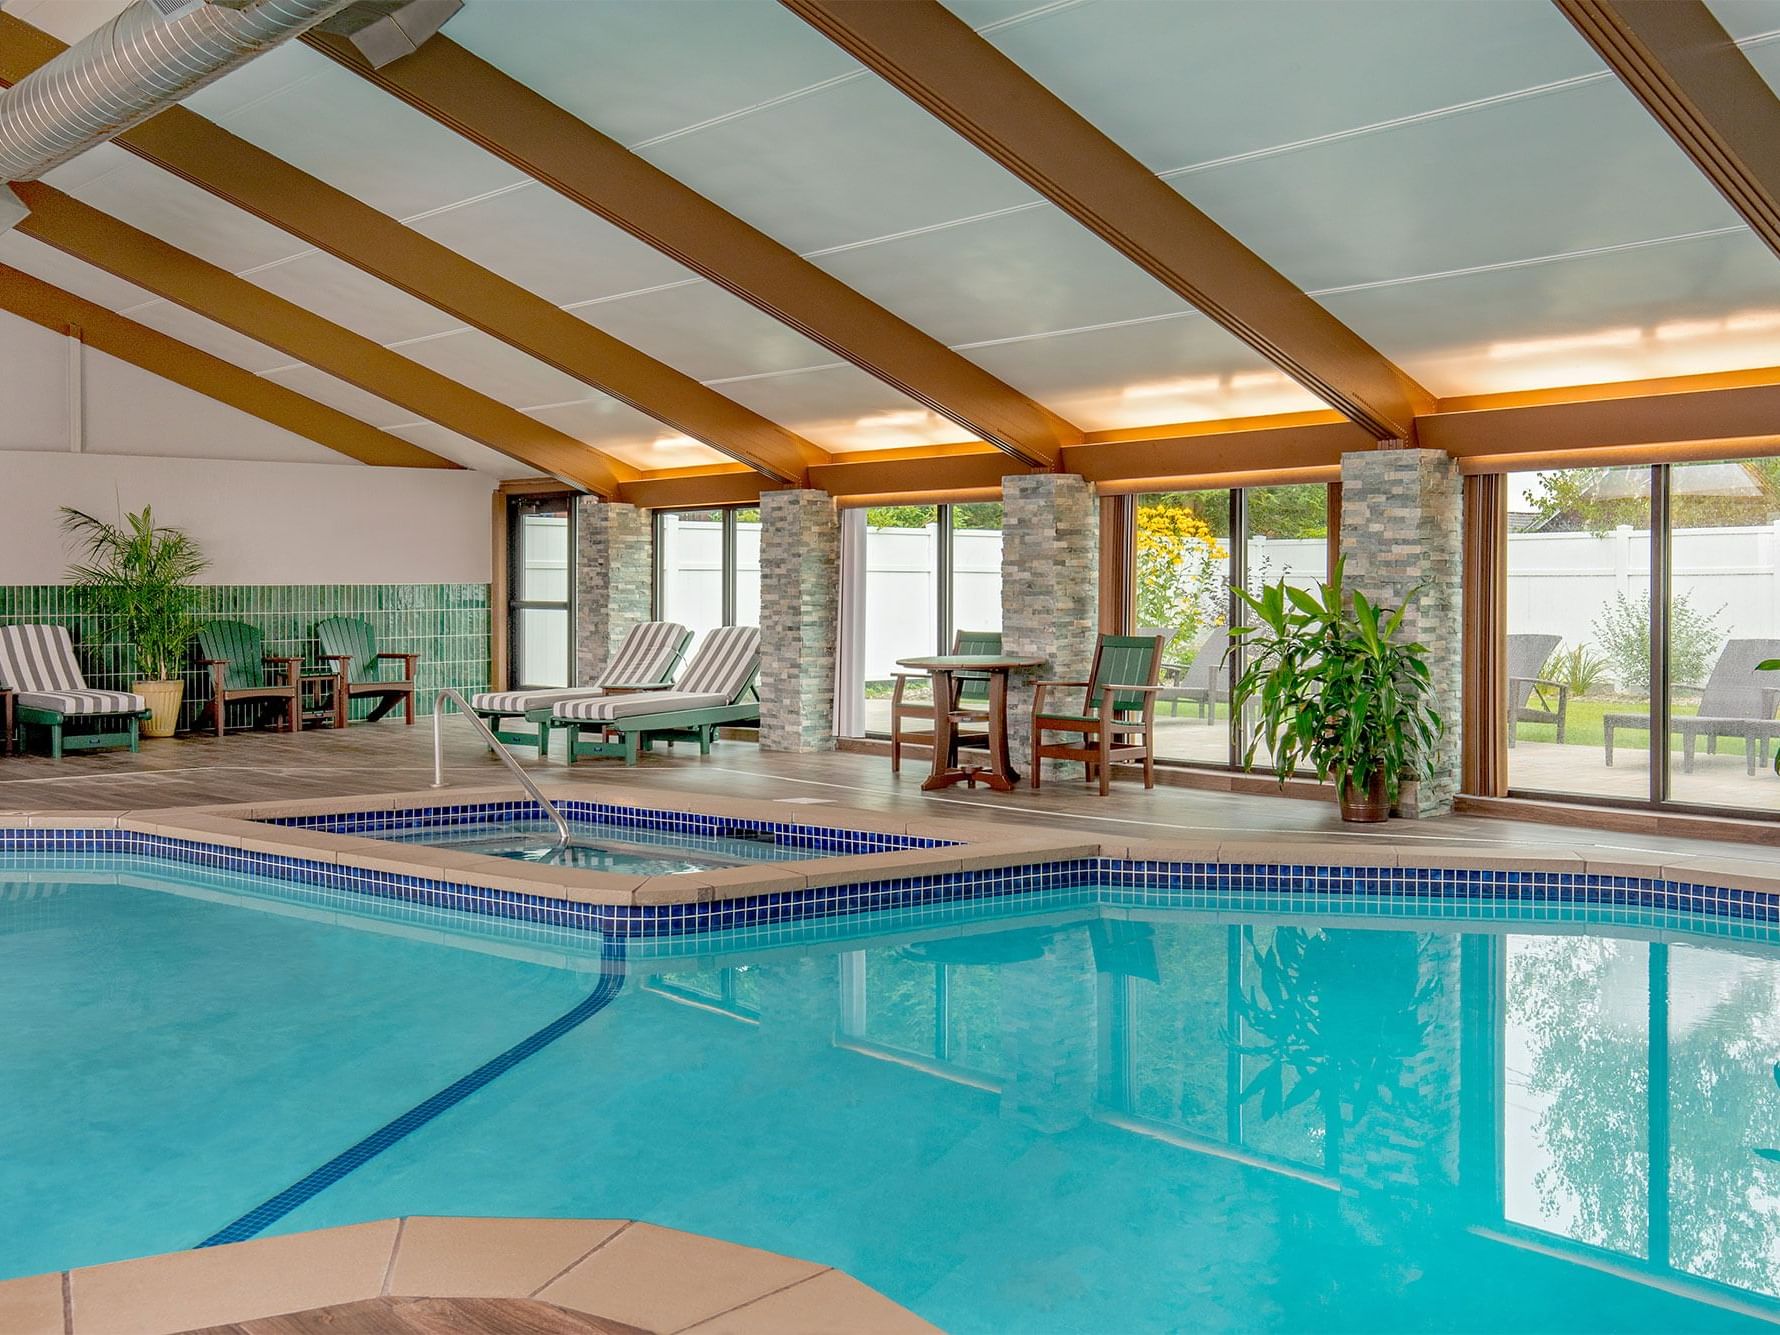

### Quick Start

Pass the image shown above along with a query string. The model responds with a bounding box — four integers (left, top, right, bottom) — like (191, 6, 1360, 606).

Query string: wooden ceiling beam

(781, 0, 1434, 443)
(0, 265, 456, 469)
(302, 31, 1080, 470)
(0, 13, 827, 485)
(11, 182, 633, 495)
(1554, 0, 1780, 259)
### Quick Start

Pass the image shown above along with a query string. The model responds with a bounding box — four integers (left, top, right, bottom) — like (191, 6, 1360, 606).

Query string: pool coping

(0, 1216, 937, 1335)
(7, 778, 1780, 937)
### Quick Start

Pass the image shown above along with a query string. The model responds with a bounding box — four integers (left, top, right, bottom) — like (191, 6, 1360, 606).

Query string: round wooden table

(894, 654, 1044, 792)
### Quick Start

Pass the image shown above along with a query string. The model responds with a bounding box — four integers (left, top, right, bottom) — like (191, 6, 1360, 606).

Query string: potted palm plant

(62, 506, 208, 738)
(1230, 556, 1442, 822)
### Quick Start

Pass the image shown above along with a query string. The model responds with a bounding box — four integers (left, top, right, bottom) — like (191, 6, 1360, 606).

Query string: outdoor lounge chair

(195, 620, 301, 737)
(1149, 624, 1228, 722)
(1604, 638, 1780, 775)
(0, 624, 149, 758)
(541, 624, 761, 765)
(469, 620, 690, 751)
(889, 628, 1002, 772)
(315, 617, 419, 728)
(1506, 632, 1566, 748)
(1031, 632, 1165, 796)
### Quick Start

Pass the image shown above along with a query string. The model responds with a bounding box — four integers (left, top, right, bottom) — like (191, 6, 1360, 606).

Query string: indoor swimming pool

(4, 850, 1779, 1333)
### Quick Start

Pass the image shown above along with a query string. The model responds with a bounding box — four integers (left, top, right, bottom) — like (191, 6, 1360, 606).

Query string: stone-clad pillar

(1002, 473, 1098, 770)
(574, 499, 652, 684)
(1339, 449, 1462, 815)
(759, 488, 839, 753)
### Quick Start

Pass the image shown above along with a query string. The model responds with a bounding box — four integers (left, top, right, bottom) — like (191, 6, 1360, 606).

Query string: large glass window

(507, 494, 572, 689)
(654, 507, 757, 654)
(1503, 460, 1780, 814)
(1505, 466, 1653, 801)
(847, 502, 1005, 737)
(1134, 483, 1330, 769)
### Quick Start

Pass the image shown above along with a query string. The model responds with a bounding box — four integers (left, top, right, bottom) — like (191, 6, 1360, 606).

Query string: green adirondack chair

(315, 617, 419, 727)
(1031, 632, 1165, 795)
(889, 629, 1002, 772)
(196, 621, 301, 737)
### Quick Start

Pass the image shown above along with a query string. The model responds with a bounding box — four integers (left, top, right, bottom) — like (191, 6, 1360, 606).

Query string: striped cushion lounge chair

(0, 624, 149, 758)
(469, 620, 690, 751)
(540, 625, 761, 765)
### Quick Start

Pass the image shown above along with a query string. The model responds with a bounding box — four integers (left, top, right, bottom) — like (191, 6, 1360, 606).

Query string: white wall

(0, 312, 495, 585)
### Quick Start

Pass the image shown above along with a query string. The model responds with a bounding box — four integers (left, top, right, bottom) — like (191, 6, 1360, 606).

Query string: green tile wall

(0, 584, 491, 731)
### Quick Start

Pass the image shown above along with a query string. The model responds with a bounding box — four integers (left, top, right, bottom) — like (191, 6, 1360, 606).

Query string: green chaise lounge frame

(195, 620, 301, 737)
(1031, 632, 1165, 796)
(315, 616, 420, 728)
(889, 628, 1002, 773)
(468, 620, 691, 753)
(534, 624, 761, 765)
(0, 624, 149, 758)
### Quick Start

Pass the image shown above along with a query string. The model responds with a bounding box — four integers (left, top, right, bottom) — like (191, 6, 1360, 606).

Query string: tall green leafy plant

(1230, 556, 1443, 803)
(61, 506, 208, 682)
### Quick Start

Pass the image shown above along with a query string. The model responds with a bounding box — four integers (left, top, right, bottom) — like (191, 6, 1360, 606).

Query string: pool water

(5, 855, 1779, 1333)
(317, 816, 856, 873)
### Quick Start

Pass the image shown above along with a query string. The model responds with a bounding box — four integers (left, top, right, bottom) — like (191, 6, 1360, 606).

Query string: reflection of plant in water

(1233, 928, 1438, 1166)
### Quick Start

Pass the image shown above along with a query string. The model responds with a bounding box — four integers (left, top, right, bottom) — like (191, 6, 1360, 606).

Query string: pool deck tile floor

(0, 1218, 936, 1335)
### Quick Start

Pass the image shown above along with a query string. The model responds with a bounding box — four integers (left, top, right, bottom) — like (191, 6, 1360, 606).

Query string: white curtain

(832, 506, 867, 738)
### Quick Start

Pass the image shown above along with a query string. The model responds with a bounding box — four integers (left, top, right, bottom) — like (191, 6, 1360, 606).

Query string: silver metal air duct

(0, 0, 356, 184)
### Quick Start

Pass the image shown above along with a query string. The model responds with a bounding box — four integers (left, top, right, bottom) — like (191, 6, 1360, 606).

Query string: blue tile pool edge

(4, 827, 1780, 940)
(263, 798, 952, 856)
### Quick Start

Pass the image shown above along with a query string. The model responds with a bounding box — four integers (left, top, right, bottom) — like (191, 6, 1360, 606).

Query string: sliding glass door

(1503, 460, 1780, 815)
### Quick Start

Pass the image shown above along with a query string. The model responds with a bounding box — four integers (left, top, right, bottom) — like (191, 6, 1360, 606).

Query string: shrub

(1135, 504, 1227, 663)
(1546, 644, 1609, 698)
(1590, 590, 1725, 694)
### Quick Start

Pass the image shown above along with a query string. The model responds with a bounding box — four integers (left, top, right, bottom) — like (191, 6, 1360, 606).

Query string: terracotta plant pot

(133, 679, 184, 738)
(1337, 769, 1391, 823)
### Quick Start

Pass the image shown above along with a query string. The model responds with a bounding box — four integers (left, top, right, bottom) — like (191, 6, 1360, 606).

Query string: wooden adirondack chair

(195, 621, 301, 737)
(889, 628, 1002, 772)
(315, 617, 419, 727)
(1031, 633, 1165, 795)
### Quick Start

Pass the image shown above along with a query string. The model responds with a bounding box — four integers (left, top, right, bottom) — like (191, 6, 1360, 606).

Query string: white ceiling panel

(1706, 1, 1780, 41)
(47, 148, 307, 274)
(383, 421, 531, 478)
(196, 43, 528, 220)
(1323, 229, 1780, 396)
(636, 62, 1040, 257)
(182, 41, 326, 123)
(813, 204, 1193, 347)
(5, 0, 131, 43)
(964, 314, 1323, 431)
(524, 397, 730, 471)
(122, 302, 297, 375)
(394, 327, 603, 410)
(715, 365, 979, 453)
(407, 180, 693, 307)
(243, 249, 461, 347)
(576, 281, 845, 383)
(956, 0, 1602, 174)
(0, 231, 161, 311)
(1177, 77, 1743, 292)
(445, 0, 858, 150)
(258, 364, 414, 428)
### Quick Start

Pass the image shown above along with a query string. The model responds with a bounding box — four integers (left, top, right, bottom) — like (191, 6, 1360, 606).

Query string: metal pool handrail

(430, 688, 572, 849)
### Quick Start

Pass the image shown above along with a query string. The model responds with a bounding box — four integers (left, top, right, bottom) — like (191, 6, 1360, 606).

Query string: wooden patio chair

(1031, 632, 1165, 796)
(315, 616, 419, 728)
(1605, 638, 1780, 775)
(0, 624, 149, 758)
(469, 620, 691, 751)
(889, 628, 1002, 772)
(1506, 632, 1566, 747)
(195, 620, 301, 737)
(542, 625, 761, 766)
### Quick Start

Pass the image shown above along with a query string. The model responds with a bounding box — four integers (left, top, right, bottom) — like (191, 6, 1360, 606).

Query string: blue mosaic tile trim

(197, 958, 625, 1249)
(265, 800, 949, 856)
(6, 829, 1780, 940)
